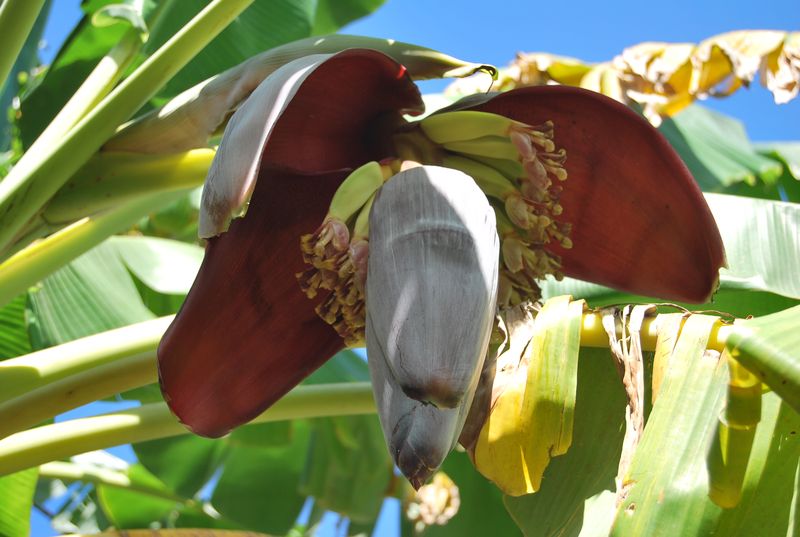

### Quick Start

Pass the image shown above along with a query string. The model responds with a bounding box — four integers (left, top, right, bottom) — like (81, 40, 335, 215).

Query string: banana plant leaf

(0, 296, 30, 359)
(88, 461, 242, 530)
(25, 242, 155, 350)
(659, 105, 784, 191)
(0, 469, 37, 537)
(300, 351, 393, 524)
(756, 142, 800, 179)
(610, 315, 725, 536)
(503, 347, 627, 536)
(11, 235, 202, 355)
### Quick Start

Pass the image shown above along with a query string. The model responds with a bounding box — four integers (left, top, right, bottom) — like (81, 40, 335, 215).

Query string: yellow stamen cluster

(297, 161, 398, 346)
(500, 124, 572, 306)
(298, 229, 369, 347)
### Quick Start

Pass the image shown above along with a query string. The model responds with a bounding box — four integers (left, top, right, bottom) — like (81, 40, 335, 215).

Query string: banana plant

(0, 1, 798, 536)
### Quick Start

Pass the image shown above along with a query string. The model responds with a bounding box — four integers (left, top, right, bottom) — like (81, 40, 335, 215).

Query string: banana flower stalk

(157, 46, 725, 485)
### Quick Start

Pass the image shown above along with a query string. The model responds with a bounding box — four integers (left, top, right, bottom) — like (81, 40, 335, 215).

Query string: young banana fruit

(366, 165, 499, 487)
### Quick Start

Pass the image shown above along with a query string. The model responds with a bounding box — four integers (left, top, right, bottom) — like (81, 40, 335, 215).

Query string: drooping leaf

(0, 469, 38, 537)
(211, 422, 311, 535)
(94, 462, 240, 530)
(301, 349, 392, 522)
(659, 105, 784, 191)
(133, 435, 225, 499)
(706, 193, 800, 299)
(725, 305, 800, 413)
(755, 141, 800, 202)
(109, 235, 202, 295)
(610, 315, 725, 536)
(0, 294, 30, 359)
(25, 241, 154, 350)
(756, 142, 800, 180)
(95, 464, 176, 529)
(132, 350, 377, 528)
(301, 415, 392, 523)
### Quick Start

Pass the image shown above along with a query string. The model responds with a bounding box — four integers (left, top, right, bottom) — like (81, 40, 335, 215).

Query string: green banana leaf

(0, 469, 37, 537)
(25, 241, 155, 350)
(0, 295, 30, 359)
(4, 235, 201, 358)
(92, 461, 242, 529)
(133, 434, 225, 500)
(659, 105, 784, 192)
(109, 235, 202, 296)
(610, 315, 725, 536)
(300, 351, 393, 524)
(753, 142, 800, 202)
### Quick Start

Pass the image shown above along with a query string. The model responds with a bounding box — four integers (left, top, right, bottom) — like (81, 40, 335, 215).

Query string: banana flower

(157, 46, 724, 484)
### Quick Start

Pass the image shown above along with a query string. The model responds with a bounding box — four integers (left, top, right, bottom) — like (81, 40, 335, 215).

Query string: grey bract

(365, 165, 499, 486)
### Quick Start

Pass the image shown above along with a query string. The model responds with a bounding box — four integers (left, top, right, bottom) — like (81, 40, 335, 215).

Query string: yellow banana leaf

(473, 296, 584, 496)
(447, 30, 799, 126)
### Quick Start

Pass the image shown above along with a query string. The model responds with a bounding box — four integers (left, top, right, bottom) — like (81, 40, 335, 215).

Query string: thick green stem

(0, 352, 157, 440)
(44, 149, 214, 223)
(0, 0, 47, 91)
(38, 461, 191, 505)
(0, 316, 171, 403)
(0, 383, 376, 476)
(0, 0, 254, 254)
(28, 28, 142, 154)
(0, 189, 190, 308)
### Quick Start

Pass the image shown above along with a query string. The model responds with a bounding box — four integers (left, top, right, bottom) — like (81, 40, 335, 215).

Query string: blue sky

(28, 1, 799, 535)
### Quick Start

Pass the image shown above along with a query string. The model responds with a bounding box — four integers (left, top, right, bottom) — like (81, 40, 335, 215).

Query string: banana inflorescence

(410, 109, 572, 306)
(296, 108, 572, 488)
